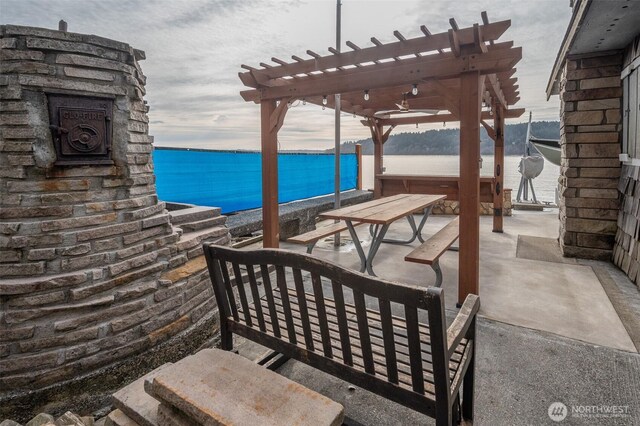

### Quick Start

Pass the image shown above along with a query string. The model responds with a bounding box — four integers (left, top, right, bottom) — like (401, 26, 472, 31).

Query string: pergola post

(458, 71, 483, 304)
(261, 99, 279, 248)
(368, 121, 384, 199)
(355, 143, 363, 190)
(493, 103, 505, 233)
(373, 136, 383, 198)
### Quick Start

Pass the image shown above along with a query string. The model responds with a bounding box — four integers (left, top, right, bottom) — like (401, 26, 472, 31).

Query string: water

(361, 155, 560, 203)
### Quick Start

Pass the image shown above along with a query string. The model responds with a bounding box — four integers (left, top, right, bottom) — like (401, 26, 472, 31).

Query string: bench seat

(288, 221, 362, 253)
(243, 287, 472, 394)
(405, 217, 459, 287)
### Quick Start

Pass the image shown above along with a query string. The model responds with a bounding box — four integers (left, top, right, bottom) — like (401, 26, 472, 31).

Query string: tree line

(330, 121, 560, 156)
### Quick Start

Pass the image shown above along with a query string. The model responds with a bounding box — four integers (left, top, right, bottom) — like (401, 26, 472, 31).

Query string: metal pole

(334, 0, 342, 246)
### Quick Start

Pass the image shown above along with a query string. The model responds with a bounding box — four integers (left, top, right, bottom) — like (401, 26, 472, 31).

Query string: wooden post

(372, 123, 384, 199)
(458, 72, 483, 304)
(492, 104, 505, 233)
(261, 100, 279, 248)
(355, 143, 363, 190)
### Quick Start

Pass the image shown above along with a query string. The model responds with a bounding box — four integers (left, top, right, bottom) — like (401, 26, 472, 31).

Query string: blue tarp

(153, 148, 358, 214)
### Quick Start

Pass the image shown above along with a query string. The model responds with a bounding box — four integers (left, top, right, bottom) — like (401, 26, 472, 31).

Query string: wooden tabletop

(320, 193, 446, 225)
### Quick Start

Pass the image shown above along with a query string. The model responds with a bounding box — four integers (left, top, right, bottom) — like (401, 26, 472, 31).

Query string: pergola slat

(240, 20, 511, 82)
(241, 46, 521, 102)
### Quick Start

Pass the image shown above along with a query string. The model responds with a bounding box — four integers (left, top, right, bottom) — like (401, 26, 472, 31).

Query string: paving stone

(104, 410, 137, 426)
(63, 67, 116, 81)
(0, 421, 22, 426)
(108, 251, 160, 277)
(147, 349, 344, 426)
(111, 363, 173, 426)
(0, 270, 87, 295)
(26, 413, 54, 426)
(41, 213, 117, 232)
(155, 404, 193, 426)
(56, 54, 135, 74)
(0, 38, 17, 49)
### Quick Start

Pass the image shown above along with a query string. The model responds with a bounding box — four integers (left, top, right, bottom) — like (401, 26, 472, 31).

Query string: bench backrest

(203, 244, 452, 399)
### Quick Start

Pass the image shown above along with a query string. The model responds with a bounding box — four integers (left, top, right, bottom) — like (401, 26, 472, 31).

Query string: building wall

(612, 36, 640, 287)
(0, 25, 229, 419)
(558, 52, 623, 260)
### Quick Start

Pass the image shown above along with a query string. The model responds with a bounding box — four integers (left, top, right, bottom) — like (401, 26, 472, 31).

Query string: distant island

(329, 120, 560, 156)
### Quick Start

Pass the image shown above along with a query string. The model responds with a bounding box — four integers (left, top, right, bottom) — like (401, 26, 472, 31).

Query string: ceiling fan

(373, 91, 439, 119)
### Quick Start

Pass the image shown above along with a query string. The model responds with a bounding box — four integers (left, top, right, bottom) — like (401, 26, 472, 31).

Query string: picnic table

(319, 193, 446, 275)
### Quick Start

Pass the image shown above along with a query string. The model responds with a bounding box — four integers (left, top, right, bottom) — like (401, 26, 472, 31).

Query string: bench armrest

(446, 294, 480, 357)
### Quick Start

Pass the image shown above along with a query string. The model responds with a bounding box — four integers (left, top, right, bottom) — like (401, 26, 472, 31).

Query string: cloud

(1, 0, 571, 150)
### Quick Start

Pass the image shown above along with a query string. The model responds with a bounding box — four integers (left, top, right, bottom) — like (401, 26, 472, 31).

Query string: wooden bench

(287, 221, 362, 253)
(405, 217, 460, 287)
(203, 244, 480, 425)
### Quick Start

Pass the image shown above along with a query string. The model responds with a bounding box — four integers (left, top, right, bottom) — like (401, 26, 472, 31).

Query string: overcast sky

(2, 0, 571, 150)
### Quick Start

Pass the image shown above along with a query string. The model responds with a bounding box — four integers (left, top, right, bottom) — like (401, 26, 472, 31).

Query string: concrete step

(169, 206, 221, 225)
(105, 410, 138, 426)
(111, 363, 172, 426)
(178, 215, 226, 232)
(144, 349, 344, 426)
(176, 226, 229, 253)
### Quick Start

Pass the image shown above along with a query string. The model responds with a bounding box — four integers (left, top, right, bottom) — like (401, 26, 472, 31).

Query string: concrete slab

(233, 318, 640, 426)
(278, 211, 637, 352)
(147, 349, 344, 426)
(111, 363, 172, 426)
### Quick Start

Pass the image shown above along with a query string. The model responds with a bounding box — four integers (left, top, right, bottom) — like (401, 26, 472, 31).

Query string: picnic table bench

(405, 217, 460, 287)
(287, 221, 363, 253)
(203, 244, 480, 426)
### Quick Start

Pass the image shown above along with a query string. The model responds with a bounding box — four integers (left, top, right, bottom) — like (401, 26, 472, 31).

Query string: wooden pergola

(239, 12, 523, 303)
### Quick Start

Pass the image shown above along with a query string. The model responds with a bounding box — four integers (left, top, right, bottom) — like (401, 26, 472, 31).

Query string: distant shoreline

(154, 147, 527, 156)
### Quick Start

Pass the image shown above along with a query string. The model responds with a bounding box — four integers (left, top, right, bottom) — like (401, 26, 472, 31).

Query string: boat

(529, 136, 561, 166)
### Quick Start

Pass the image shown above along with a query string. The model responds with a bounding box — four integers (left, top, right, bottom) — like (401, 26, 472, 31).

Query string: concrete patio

(235, 209, 640, 425)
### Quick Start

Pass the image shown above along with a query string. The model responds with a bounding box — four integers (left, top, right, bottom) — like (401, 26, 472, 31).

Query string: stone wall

(0, 25, 229, 419)
(431, 189, 513, 216)
(557, 52, 622, 260)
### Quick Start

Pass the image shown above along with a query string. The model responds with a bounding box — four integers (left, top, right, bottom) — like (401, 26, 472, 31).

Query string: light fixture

(364, 90, 369, 101)
(412, 84, 418, 96)
(416, 123, 419, 129)
(322, 95, 328, 105)
(322, 105, 326, 110)
(302, 98, 306, 105)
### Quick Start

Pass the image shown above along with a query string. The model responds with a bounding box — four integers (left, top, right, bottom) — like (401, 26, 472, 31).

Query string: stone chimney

(0, 24, 230, 420)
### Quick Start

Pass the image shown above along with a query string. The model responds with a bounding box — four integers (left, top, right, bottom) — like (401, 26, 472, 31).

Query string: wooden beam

(458, 71, 483, 304)
(481, 11, 495, 45)
(448, 29, 461, 57)
(366, 119, 392, 198)
(492, 104, 505, 233)
(240, 46, 522, 102)
(480, 120, 496, 141)
(239, 20, 512, 81)
(270, 98, 290, 133)
(421, 25, 444, 53)
(485, 74, 507, 110)
(381, 124, 395, 143)
(431, 80, 461, 117)
(261, 100, 280, 248)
